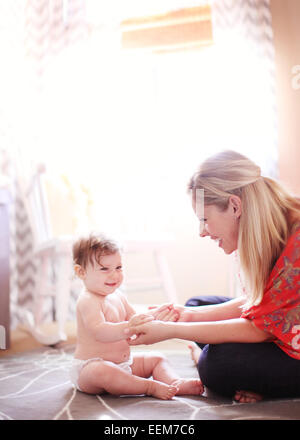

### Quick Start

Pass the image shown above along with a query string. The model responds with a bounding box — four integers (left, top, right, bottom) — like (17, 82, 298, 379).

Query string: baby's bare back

(74, 291, 131, 363)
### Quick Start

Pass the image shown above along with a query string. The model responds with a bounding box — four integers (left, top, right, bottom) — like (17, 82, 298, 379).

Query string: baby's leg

(77, 359, 177, 400)
(132, 353, 204, 396)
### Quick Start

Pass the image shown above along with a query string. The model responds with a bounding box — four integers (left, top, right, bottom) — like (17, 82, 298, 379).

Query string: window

(121, 5, 213, 52)
(3, 1, 277, 239)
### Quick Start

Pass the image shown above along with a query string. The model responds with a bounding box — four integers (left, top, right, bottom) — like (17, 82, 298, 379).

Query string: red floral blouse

(241, 223, 300, 360)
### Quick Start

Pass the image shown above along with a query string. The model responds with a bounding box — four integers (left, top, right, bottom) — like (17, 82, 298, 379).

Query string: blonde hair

(73, 233, 120, 269)
(188, 150, 300, 308)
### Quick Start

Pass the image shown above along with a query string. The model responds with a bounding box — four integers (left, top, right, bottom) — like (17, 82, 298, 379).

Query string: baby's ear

(74, 264, 86, 280)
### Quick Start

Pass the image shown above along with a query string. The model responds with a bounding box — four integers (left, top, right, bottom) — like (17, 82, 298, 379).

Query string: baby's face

(83, 251, 123, 296)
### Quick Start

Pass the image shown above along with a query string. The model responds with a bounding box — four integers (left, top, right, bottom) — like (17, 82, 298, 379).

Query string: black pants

(185, 295, 300, 398)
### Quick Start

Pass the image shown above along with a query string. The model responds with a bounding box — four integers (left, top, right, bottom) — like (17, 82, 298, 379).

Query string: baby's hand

(148, 303, 181, 322)
(128, 313, 154, 328)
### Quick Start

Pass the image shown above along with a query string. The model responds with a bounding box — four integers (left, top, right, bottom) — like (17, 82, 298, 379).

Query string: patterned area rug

(1, 344, 300, 421)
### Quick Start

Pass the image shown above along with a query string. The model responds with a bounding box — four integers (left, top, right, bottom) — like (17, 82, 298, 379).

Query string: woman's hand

(149, 303, 191, 322)
(125, 320, 173, 345)
(148, 303, 178, 321)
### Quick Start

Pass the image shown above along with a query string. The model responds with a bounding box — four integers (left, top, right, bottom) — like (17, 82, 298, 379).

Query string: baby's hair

(72, 233, 121, 269)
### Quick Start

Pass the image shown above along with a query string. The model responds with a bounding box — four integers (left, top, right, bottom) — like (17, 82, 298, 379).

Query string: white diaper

(70, 355, 133, 392)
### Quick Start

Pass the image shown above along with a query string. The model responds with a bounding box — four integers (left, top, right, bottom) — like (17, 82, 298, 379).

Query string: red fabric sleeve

(241, 226, 300, 359)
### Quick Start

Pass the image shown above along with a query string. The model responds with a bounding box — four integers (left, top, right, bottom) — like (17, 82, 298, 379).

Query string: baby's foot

(147, 380, 178, 400)
(172, 378, 204, 396)
(188, 343, 202, 366)
(234, 390, 263, 403)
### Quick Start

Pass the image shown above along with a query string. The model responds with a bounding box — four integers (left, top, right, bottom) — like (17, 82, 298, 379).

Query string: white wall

(270, 0, 300, 195)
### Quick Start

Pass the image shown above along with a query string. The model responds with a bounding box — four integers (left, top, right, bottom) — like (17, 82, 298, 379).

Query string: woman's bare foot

(234, 390, 263, 403)
(188, 343, 202, 366)
(147, 380, 178, 400)
(172, 378, 204, 396)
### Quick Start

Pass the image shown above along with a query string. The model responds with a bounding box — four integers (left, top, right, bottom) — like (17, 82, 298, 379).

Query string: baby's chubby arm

(78, 294, 154, 343)
(78, 295, 131, 343)
(128, 313, 154, 327)
(119, 292, 154, 326)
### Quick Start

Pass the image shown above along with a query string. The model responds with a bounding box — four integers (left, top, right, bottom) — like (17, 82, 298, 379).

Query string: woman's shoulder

(286, 220, 300, 252)
(290, 219, 300, 235)
(265, 220, 300, 284)
(288, 208, 300, 233)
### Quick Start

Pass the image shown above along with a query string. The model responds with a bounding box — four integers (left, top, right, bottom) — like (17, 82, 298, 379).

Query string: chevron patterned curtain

(0, 0, 87, 329)
(25, 0, 87, 89)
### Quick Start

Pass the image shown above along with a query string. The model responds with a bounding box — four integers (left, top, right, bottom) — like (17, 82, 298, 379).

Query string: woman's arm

(148, 296, 246, 323)
(126, 316, 272, 346)
(182, 296, 246, 322)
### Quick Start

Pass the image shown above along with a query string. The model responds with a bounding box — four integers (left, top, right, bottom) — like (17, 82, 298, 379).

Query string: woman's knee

(185, 296, 209, 307)
(197, 344, 237, 397)
(197, 345, 217, 390)
(196, 342, 295, 398)
(185, 295, 231, 307)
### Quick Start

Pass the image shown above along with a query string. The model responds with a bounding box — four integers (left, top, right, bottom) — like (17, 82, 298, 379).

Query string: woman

(126, 150, 300, 403)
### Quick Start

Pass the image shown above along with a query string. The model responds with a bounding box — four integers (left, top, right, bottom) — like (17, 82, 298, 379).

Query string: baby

(70, 233, 204, 399)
